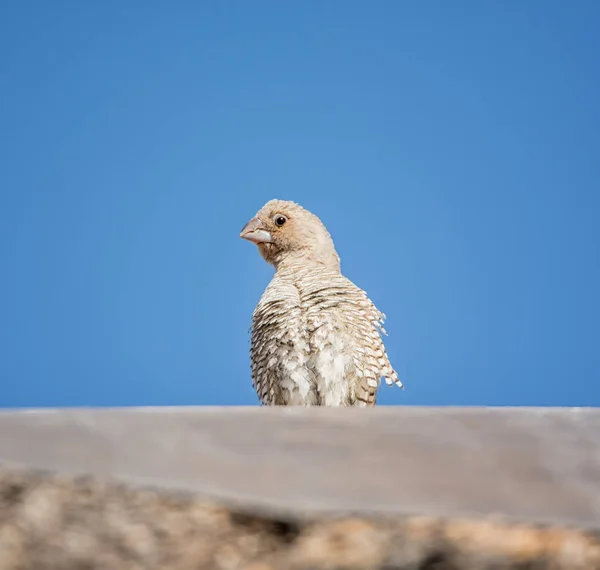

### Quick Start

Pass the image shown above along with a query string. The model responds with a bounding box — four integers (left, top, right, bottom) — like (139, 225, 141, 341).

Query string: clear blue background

(1, 1, 598, 408)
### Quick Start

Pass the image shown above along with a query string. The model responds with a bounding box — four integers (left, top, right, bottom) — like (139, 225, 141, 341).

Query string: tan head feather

(240, 199, 341, 272)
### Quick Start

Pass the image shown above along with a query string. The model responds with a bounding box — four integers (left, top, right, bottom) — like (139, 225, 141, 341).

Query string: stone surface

(0, 406, 599, 569)
(0, 467, 599, 570)
(1, 407, 599, 527)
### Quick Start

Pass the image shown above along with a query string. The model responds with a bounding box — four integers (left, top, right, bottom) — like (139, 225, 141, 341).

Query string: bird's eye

(273, 215, 288, 227)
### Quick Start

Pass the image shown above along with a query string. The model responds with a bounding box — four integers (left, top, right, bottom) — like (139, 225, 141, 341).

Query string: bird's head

(240, 199, 341, 272)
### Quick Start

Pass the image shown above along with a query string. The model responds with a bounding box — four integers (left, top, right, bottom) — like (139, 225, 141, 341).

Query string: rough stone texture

(0, 406, 599, 569)
(0, 467, 599, 570)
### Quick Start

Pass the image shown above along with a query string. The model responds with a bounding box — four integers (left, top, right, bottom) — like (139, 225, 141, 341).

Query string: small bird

(240, 199, 402, 406)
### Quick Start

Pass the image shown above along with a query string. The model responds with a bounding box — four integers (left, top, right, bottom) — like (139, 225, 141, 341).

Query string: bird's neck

(272, 250, 341, 275)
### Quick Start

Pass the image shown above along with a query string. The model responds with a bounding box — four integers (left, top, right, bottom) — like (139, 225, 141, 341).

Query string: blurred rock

(0, 406, 599, 569)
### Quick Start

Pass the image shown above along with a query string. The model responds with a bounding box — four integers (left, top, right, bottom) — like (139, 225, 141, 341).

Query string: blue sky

(1, 1, 598, 408)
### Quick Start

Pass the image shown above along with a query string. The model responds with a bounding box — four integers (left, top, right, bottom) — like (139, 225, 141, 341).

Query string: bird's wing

(250, 277, 313, 405)
(301, 271, 401, 406)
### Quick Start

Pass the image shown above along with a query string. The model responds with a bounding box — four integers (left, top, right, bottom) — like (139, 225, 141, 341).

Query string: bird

(240, 199, 402, 406)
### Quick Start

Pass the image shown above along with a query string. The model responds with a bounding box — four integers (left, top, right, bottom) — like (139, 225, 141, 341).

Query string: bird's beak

(240, 217, 273, 244)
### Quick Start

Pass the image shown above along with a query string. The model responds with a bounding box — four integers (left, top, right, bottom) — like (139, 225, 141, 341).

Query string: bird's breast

(251, 270, 370, 406)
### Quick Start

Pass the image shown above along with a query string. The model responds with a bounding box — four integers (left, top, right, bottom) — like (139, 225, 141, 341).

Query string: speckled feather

(241, 200, 402, 407)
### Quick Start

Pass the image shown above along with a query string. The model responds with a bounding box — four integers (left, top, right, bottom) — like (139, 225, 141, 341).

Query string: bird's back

(250, 264, 399, 406)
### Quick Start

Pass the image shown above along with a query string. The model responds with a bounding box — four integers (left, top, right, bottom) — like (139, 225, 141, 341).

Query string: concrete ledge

(0, 406, 599, 569)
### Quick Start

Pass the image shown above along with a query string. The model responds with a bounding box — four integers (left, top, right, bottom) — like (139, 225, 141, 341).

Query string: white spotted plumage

(241, 199, 402, 406)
